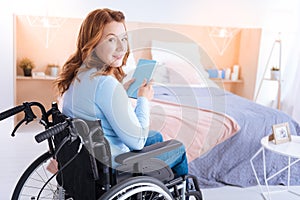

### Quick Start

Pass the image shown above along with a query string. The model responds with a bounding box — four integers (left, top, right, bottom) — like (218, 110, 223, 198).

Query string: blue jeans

(145, 131, 188, 176)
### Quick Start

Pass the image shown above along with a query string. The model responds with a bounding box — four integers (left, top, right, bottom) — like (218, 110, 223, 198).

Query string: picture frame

(272, 122, 291, 144)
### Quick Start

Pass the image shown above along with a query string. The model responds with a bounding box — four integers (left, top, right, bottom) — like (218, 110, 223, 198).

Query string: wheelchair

(6, 101, 202, 200)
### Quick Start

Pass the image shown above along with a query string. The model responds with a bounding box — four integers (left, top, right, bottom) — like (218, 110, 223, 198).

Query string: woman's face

(95, 21, 128, 68)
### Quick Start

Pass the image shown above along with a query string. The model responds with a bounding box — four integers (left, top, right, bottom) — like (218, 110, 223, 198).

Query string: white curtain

(280, 10, 300, 123)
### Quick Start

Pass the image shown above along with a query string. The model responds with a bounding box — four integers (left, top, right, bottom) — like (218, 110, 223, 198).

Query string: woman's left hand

(123, 78, 136, 91)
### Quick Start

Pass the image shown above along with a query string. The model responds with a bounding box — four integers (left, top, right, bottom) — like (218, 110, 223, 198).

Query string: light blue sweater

(62, 67, 150, 165)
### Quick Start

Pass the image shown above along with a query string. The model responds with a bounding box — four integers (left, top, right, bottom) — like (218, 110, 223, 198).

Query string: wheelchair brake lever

(23, 104, 37, 124)
(11, 103, 37, 137)
(11, 118, 26, 137)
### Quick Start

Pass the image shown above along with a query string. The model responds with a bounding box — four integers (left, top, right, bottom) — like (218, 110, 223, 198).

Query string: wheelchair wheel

(186, 191, 203, 200)
(11, 151, 64, 200)
(185, 175, 203, 200)
(99, 176, 173, 200)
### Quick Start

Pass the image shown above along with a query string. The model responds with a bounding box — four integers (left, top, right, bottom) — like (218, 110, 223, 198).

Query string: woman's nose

(116, 39, 126, 52)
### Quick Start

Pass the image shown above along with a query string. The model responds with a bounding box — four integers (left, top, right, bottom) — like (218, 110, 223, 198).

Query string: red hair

(55, 8, 129, 96)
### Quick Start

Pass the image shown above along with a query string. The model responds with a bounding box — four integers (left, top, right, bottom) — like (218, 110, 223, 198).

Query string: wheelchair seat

(115, 140, 183, 183)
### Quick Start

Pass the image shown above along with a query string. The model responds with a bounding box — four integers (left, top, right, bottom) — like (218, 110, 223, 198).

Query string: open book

(127, 59, 157, 98)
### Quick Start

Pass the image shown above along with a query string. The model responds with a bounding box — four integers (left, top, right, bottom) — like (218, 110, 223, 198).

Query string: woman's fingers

(140, 79, 147, 87)
(141, 79, 154, 87)
(137, 79, 154, 100)
(129, 78, 136, 84)
(123, 78, 136, 90)
(147, 79, 154, 86)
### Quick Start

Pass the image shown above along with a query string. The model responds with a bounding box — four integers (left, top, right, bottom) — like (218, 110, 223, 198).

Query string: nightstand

(209, 78, 243, 94)
(250, 135, 300, 200)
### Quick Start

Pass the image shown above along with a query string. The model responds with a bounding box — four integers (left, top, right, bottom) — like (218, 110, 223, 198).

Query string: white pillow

(151, 40, 218, 87)
(152, 41, 208, 72)
(152, 62, 170, 83)
(123, 53, 137, 83)
(123, 53, 136, 74)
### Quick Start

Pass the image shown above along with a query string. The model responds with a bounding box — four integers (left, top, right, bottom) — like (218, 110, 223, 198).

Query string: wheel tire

(11, 152, 59, 200)
(99, 176, 173, 200)
(186, 191, 203, 200)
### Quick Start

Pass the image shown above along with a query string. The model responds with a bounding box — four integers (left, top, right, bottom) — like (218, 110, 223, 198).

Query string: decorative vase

(23, 68, 32, 76)
(50, 67, 58, 77)
(270, 70, 280, 80)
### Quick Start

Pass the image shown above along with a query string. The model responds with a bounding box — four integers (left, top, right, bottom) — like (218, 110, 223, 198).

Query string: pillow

(151, 40, 207, 81)
(152, 62, 170, 83)
(151, 41, 219, 87)
(151, 40, 205, 69)
(151, 49, 205, 85)
(123, 53, 136, 81)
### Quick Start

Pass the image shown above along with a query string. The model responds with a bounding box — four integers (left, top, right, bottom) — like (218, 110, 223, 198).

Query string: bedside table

(250, 135, 300, 200)
(209, 78, 243, 93)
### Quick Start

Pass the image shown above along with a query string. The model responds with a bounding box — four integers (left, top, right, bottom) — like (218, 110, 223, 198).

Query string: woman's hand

(137, 79, 154, 101)
(123, 78, 136, 91)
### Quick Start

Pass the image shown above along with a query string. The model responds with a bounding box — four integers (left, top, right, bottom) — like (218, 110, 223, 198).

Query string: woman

(55, 8, 188, 177)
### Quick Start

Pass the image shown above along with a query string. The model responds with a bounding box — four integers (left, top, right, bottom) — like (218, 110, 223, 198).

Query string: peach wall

(124, 22, 261, 99)
(127, 22, 243, 69)
(16, 15, 260, 74)
(16, 16, 82, 75)
(236, 29, 262, 99)
(15, 15, 261, 110)
(15, 77, 58, 120)
(15, 15, 83, 120)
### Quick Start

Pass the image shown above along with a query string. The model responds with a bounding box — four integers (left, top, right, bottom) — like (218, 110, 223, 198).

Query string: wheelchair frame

(0, 101, 202, 200)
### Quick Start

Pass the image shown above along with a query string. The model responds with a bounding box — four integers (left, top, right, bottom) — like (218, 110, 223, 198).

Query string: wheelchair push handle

(0, 104, 25, 121)
(35, 121, 69, 143)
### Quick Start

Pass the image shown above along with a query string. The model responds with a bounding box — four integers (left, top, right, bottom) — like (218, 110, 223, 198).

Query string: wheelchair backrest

(50, 104, 112, 199)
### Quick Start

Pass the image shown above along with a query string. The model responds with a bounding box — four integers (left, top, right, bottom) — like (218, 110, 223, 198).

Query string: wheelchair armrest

(115, 139, 182, 164)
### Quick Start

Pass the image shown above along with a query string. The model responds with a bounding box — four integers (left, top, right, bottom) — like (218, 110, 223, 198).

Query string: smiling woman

(55, 8, 129, 92)
(53, 8, 189, 198)
(94, 21, 128, 67)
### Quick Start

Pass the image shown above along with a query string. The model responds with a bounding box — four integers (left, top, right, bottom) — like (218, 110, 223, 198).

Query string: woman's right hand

(137, 79, 154, 101)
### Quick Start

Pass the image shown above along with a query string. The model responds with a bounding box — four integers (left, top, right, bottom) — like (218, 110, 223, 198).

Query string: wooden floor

(1, 119, 299, 200)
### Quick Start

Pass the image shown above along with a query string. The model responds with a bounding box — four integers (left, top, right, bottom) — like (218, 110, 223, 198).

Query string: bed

(151, 85, 300, 188)
(125, 38, 300, 188)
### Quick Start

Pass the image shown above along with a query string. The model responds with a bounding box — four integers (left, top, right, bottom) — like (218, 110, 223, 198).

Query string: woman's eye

(108, 37, 116, 42)
(121, 37, 128, 42)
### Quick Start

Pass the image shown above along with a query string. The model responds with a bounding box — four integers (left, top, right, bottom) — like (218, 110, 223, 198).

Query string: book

(127, 59, 157, 98)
